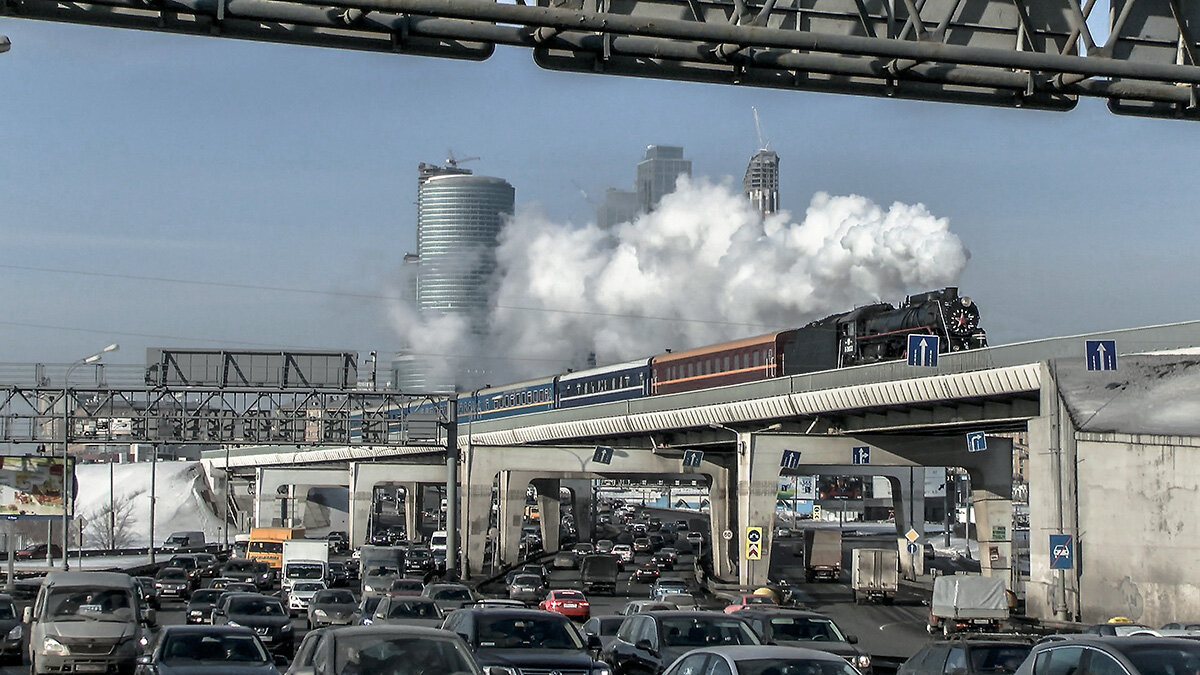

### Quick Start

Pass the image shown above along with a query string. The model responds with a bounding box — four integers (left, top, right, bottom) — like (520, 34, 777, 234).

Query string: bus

(247, 527, 306, 569)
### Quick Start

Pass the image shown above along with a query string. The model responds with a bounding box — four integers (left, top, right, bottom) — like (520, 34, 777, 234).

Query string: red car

(539, 589, 590, 621)
(724, 592, 778, 613)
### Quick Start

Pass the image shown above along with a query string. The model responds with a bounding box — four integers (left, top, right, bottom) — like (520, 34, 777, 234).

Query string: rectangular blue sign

(1085, 340, 1118, 371)
(907, 334, 940, 367)
(682, 449, 703, 468)
(966, 431, 987, 453)
(592, 445, 614, 465)
(851, 446, 870, 465)
(1050, 534, 1074, 570)
(780, 449, 802, 470)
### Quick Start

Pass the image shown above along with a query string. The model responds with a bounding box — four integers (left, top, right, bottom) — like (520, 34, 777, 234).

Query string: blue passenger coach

(556, 359, 651, 409)
(462, 376, 557, 423)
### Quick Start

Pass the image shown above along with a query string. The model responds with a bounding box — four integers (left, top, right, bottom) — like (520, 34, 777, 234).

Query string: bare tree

(84, 490, 146, 550)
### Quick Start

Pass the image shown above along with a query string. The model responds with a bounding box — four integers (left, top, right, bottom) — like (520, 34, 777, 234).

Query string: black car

(186, 588, 225, 625)
(166, 555, 204, 586)
(442, 608, 610, 675)
(191, 553, 221, 578)
(1013, 636, 1200, 675)
(327, 561, 349, 588)
(155, 567, 193, 601)
(651, 552, 674, 570)
(604, 611, 761, 675)
(631, 563, 661, 584)
(405, 548, 434, 573)
(0, 594, 21, 663)
(288, 625, 482, 675)
(221, 558, 273, 589)
(326, 531, 349, 554)
(899, 635, 1035, 675)
(135, 625, 283, 675)
(211, 593, 294, 656)
(734, 608, 874, 674)
(133, 576, 160, 611)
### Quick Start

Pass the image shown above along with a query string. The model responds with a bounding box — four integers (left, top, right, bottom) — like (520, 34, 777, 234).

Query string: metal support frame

(3, 0, 1200, 117)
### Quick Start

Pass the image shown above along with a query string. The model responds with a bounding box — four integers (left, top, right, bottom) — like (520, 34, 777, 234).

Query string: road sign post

(907, 334, 940, 367)
(745, 526, 763, 561)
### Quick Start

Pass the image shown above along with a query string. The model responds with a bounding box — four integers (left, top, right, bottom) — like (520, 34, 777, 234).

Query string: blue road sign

(592, 445, 614, 465)
(966, 432, 987, 453)
(906, 542, 919, 555)
(780, 449, 802, 470)
(907, 334, 940, 367)
(851, 446, 870, 465)
(682, 449, 704, 468)
(1049, 534, 1074, 570)
(1086, 340, 1118, 371)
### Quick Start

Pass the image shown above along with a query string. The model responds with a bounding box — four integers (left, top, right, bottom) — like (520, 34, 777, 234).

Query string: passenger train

(451, 287, 985, 424)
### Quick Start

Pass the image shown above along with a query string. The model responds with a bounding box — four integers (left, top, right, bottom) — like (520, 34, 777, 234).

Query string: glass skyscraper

(636, 145, 691, 213)
(743, 149, 780, 217)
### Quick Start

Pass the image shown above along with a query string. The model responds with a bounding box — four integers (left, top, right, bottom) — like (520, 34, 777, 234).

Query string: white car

(612, 544, 634, 565)
(287, 580, 327, 616)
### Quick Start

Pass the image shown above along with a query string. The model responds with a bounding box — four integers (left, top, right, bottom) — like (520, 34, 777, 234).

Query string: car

(388, 578, 425, 596)
(286, 581, 327, 616)
(0, 594, 21, 663)
(367, 596, 445, 628)
(540, 589, 592, 621)
(326, 531, 349, 554)
(167, 555, 204, 585)
(192, 553, 221, 578)
(674, 520, 690, 531)
(471, 598, 528, 609)
(286, 625, 482, 675)
(734, 608, 874, 673)
(582, 615, 626, 653)
(14, 543, 62, 560)
(659, 547, 679, 564)
(632, 562, 661, 584)
(211, 593, 294, 656)
(574, 542, 597, 557)
(619, 600, 677, 616)
(1014, 636, 1200, 675)
(554, 551, 580, 569)
(307, 588, 359, 629)
(597, 539, 615, 554)
(613, 544, 635, 566)
(135, 625, 282, 675)
(405, 548, 434, 574)
(442, 607, 608, 674)
(155, 567, 193, 601)
(286, 626, 328, 675)
(186, 588, 225, 624)
(661, 645, 863, 675)
(685, 531, 705, 547)
(133, 576, 160, 611)
(604, 610, 761, 675)
(508, 574, 547, 603)
(220, 559, 270, 588)
(633, 537, 654, 555)
(652, 551, 675, 570)
(422, 583, 476, 612)
(899, 635, 1035, 675)
(356, 594, 384, 625)
(724, 593, 778, 613)
(650, 578, 690, 599)
(660, 593, 701, 611)
(775, 527, 792, 539)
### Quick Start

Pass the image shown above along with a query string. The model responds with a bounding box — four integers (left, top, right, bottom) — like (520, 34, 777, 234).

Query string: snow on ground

(1056, 353, 1200, 436)
(73, 461, 225, 548)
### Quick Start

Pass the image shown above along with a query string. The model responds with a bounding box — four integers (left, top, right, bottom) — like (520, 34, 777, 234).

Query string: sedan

(0, 595, 20, 662)
(633, 538, 654, 555)
(186, 588, 225, 624)
(287, 581, 326, 617)
(211, 593, 294, 656)
(508, 574, 547, 603)
(652, 552, 675, 570)
(307, 589, 359, 629)
(14, 543, 62, 560)
(287, 625, 482, 675)
(422, 583, 476, 612)
(136, 625, 282, 675)
(632, 563, 661, 584)
(540, 589, 591, 621)
(613, 544, 635, 566)
(662, 645, 864, 675)
(367, 596, 444, 628)
(155, 568, 193, 602)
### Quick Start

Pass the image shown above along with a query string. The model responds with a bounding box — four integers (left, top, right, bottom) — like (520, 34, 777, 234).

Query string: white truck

(851, 547, 899, 604)
(928, 575, 1009, 636)
(281, 539, 329, 592)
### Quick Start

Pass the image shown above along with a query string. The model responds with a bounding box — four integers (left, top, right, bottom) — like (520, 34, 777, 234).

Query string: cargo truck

(281, 539, 329, 593)
(803, 529, 842, 582)
(359, 544, 405, 595)
(581, 554, 620, 595)
(851, 548, 898, 604)
(928, 575, 1008, 636)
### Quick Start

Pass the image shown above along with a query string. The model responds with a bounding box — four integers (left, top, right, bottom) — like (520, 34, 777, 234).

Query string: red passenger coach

(651, 332, 786, 395)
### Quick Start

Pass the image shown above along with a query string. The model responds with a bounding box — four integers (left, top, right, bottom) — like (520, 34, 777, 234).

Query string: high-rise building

(596, 188, 639, 229)
(636, 145, 691, 212)
(743, 148, 779, 217)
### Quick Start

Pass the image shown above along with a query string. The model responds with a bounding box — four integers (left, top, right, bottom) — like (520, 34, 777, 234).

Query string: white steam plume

(390, 176, 970, 389)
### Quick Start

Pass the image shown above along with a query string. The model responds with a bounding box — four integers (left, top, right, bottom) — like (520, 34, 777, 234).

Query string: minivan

(163, 531, 206, 550)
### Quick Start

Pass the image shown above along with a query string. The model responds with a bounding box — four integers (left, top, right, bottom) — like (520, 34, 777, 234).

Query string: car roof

(459, 608, 569, 619)
(698, 646, 851, 662)
(43, 571, 136, 588)
(322, 626, 463, 639)
(732, 608, 832, 619)
(643, 611, 743, 620)
(159, 625, 258, 636)
(1037, 636, 1200, 651)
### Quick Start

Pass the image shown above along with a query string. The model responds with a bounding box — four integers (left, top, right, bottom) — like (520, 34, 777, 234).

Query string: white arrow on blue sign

(907, 334, 940, 367)
(682, 449, 704, 468)
(966, 432, 987, 453)
(851, 446, 870, 465)
(780, 450, 802, 470)
(592, 445, 614, 465)
(1085, 340, 1118, 371)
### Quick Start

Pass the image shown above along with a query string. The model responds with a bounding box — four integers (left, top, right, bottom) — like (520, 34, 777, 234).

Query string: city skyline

(1, 19, 1197, 371)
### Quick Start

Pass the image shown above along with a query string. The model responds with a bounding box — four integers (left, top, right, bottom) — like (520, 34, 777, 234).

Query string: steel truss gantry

(3, 0, 1200, 119)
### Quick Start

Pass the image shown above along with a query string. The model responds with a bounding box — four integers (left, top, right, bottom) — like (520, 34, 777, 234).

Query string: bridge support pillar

(886, 470, 927, 578)
(348, 463, 450, 550)
(461, 452, 496, 579)
(401, 482, 420, 541)
(739, 434, 781, 588)
(533, 479, 560, 550)
(498, 471, 536, 567)
(561, 479, 593, 542)
(707, 465, 734, 579)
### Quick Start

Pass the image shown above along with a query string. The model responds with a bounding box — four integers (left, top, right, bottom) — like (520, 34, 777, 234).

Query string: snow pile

(1057, 353, 1200, 436)
(73, 461, 225, 549)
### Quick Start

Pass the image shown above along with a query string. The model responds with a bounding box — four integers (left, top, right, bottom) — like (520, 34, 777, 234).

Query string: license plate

(75, 665, 107, 673)
(972, 619, 991, 625)
(564, 603, 577, 608)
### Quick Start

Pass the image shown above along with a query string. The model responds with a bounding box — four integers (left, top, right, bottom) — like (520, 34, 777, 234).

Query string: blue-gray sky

(1, 17, 1197, 372)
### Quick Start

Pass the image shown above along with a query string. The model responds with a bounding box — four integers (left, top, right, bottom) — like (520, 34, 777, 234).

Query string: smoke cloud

(390, 176, 970, 390)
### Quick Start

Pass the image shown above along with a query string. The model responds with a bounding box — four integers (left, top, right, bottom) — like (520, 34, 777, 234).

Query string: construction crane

(752, 106, 770, 151)
(445, 149, 480, 169)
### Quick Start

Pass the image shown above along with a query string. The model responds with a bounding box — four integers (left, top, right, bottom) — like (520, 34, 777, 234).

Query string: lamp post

(61, 344, 119, 571)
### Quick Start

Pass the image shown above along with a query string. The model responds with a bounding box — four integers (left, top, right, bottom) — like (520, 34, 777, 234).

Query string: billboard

(0, 456, 71, 518)
(818, 476, 865, 500)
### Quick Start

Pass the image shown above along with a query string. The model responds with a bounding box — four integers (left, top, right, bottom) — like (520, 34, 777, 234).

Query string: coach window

(688, 363, 695, 378)
(723, 356, 730, 371)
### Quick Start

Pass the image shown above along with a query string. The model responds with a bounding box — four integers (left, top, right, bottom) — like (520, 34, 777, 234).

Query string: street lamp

(61, 344, 119, 570)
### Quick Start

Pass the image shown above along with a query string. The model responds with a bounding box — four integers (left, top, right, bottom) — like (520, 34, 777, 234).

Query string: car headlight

(42, 637, 70, 656)
(280, 623, 292, 632)
(189, 610, 203, 617)
(856, 655, 872, 669)
(592, 664, 612, 675)
(486, 668, 518, 675)
(363, 585, 376, 593)
(227, 620, 242, 628)
(361, 617, 373, 626)
(314, 609, 327, 618)
(6, 625, 21, 640)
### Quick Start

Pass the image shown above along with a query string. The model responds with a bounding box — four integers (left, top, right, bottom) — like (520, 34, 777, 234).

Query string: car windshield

(314, 590, 356, 605)
(660, 617, 761, 647)
(477, 616, 584, 649)
(44, 588, 135, 622)
(288, 565, 324, 579)
(768, 617, 847, 642)
(382, 599, 441, 619)
(294, 582, 324, 592)
(556, 591, 585, 600)
(391, 580, 423, 592)
(158, 569, 188, 581)
(432, 588, 472, 601)
(190, 590, 223, 604)
(969, 645, 1033, 673)
(735, 658, 861, 675)
(1121, 644, 1200, 675)
(170, 558, 196, 569)
(224, 561, 255, 573)
(228, 597, 285, 616)
(368, 565, 402, 576)
(335, 634, 476, 675)
(161, 632, 269, 664)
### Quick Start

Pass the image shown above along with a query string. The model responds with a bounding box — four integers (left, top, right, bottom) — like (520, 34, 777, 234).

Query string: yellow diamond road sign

(746, 526, 763, 561)
(905, 528, 920, 543)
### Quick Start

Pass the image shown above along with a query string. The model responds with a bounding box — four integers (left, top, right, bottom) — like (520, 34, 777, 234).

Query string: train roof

(652, 331, 790, 364)
(473, 376, 557, 396)
(559, 358, 651, 382)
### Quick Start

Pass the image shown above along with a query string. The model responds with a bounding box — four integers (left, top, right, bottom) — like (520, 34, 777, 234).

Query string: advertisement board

(0, 456, 71, 518)
(818, 476, 866, 500)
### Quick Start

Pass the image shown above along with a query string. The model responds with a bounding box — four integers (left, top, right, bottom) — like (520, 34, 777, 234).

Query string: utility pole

(444, 397, 459, 580)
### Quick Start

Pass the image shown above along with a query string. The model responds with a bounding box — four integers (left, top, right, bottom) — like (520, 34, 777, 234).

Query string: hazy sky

(1, 17, 1197, 374)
